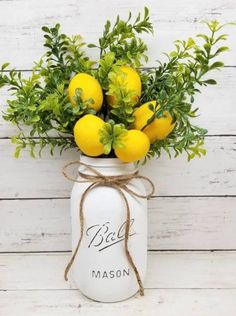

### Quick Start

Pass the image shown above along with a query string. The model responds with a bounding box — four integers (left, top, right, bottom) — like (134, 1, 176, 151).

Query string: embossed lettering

(86, 219, 136, 252)
(92, 269, 130, 279)
(86, 222, 109, 248)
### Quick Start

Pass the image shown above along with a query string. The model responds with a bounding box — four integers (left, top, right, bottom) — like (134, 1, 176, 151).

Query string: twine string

(62, 160, 155, 296)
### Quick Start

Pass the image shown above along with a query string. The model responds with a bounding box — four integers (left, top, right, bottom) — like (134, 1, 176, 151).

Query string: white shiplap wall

(0, 0, 236, 315)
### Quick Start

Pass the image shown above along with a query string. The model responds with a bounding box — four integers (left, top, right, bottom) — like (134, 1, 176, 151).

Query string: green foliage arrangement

(0, 8, 232, 161)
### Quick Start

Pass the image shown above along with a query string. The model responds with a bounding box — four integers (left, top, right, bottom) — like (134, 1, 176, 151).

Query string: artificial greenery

(88, 6, 153, 66)
(140, 20, 231, 161)
(0, 8, 231, 160)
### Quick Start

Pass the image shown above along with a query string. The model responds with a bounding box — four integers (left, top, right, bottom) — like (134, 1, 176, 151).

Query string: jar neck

(79, 155, 138, 176)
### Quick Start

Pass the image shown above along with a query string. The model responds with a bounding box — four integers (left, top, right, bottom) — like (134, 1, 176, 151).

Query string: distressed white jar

(69, 155, 148, 302)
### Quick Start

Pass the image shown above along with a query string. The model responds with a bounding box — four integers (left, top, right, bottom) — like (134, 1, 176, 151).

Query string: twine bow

(62, 160, 155, 296)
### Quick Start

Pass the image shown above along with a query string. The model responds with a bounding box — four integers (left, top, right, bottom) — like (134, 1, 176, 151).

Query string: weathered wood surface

(1, 197, 236, 252)
(1, 68, 236, 137)
(0, 136, 235, 199)
(1, 252, 236, 289)
(0, 0, 235, 69)
(1, 289, 235, 316)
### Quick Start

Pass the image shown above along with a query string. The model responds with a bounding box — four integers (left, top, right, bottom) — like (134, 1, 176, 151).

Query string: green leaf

(203, 43, 211, 53)
(104, 143, 112, 155)
(204, 79, 217, 85)
(31, 115, 41, 122)
(214, 46, 229, 55)
(148, 102, 154, 111)
(214, 34, 228, 43)
(196, 34, 209, 42)
(1, 62, 10, 70)
(14, 146, 21, 158)
(87, 43, 97, 48)
(42, 26, 50, 33)
(209, 61, 224, 70)
(186, 37, 195, 48)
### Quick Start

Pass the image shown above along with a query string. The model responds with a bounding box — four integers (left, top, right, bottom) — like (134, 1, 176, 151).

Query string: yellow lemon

(115, 129, 150, 162)
(107, 65, 142, 106)
(134, 101, 175, 143)
(73, 114, 105, 157)
(68, 73, 103, 112)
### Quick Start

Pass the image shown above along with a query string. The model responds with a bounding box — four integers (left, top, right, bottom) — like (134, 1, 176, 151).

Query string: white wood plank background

(1, 252, 236, 290)
(0, 137, 236, 198)
(1, 252, 236, 315)
(1, 197, 236, 252)
(1, 289, 235, 316)
(0, 0, 236, 315)
(0, 0, 235, 68)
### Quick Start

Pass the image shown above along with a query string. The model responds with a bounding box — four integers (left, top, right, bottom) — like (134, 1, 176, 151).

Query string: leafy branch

(140, 20, 231, 161)
(11, 131, 75, 158)
(89, 7, 153, 67)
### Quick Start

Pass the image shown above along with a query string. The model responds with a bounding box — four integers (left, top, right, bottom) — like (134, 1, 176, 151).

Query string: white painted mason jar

(69, 155, 148, 302)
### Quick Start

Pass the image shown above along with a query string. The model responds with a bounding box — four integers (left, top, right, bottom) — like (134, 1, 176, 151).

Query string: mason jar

(69, 155, 148, 302)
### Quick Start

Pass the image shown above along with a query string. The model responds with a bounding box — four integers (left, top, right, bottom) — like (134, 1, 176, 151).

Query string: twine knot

(62, 160, 155, 297)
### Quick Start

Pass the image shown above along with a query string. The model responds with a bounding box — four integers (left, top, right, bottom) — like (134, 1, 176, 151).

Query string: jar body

(70, 156, 147, 302)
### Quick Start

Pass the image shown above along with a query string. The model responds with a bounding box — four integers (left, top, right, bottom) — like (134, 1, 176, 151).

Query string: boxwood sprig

(140, 20, 232, 161)
(88, 7, 153, 67)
